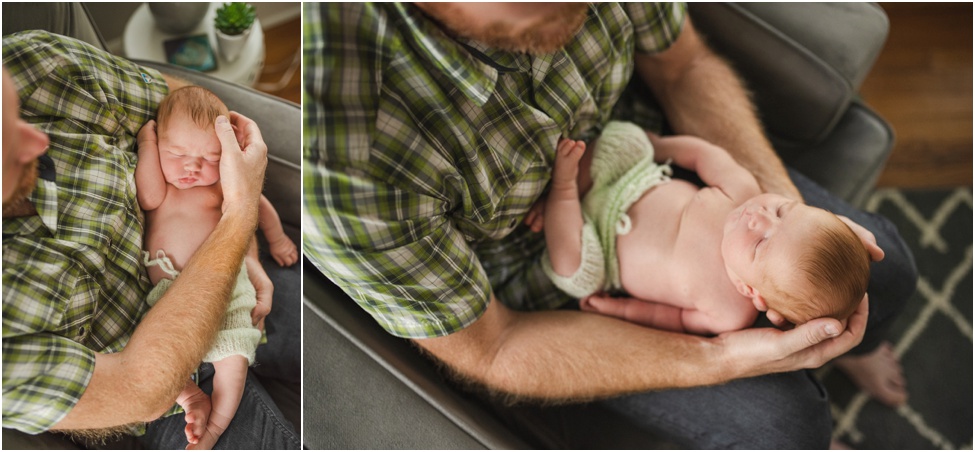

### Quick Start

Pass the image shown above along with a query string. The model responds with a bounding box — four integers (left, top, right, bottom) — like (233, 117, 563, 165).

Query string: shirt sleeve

(1, 335, 95, 433)
(2, 30, 167, 147)
(303, 3, 491, 339)
(623, 2, 688, 54)
(303, 166, 492, 340)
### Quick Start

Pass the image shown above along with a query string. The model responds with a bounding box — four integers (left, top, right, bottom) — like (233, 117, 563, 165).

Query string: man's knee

(868, 212, 918, 315)
(715, 372, 832, 449)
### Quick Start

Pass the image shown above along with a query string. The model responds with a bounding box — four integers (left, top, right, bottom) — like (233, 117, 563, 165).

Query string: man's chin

(2, 166, 38, 217)
(421, 3, 589, 55)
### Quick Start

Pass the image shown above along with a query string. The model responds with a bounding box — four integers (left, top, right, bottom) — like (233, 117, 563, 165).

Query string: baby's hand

(248, 265, 274, 332)
(524, 195, 547, 232)
(269, 235, 298, 267)
(137, 119, 158, 148)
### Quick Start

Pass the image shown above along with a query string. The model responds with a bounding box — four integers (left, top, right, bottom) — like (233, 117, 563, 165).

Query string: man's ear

(838, 215, 885, 262)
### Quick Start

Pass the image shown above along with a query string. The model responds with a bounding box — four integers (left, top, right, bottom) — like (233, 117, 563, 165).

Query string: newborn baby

(541, 121, 878, 334)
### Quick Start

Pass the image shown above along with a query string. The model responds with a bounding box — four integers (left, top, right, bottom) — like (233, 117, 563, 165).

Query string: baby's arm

(581, 294, 686, 332)
(187, 355, 249, 450)
(134, 120, 168, 211)
(258, 195, 298, 267)
(582, 294, 758, 335)
(544, 139, 588, 277)
(245, 238, 273, 331)
(649, 134, 761, 202)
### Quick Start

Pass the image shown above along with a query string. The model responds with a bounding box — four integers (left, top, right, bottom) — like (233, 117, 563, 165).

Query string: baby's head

(155, 86, 229, 189)
(722, 193, 870, 325)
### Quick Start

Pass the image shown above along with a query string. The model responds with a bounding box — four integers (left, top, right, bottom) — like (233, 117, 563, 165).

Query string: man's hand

(214, 113, 267, 216)
(719, 295, 869, 379)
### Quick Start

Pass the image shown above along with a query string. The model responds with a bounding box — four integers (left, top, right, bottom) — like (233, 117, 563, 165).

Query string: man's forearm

(417, 293, 863, 402)
(417, 298, 729, 401)
(130, 208, 258, 383)
(51, 208, 259, 430)
(635, 20, 801, 200)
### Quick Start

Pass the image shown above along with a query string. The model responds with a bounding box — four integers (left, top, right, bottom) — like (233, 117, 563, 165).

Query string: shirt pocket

(8, 240, 99, 343)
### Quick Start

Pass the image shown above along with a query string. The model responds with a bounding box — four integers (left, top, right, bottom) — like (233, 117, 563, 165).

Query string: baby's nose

(184, 158, 203, 171)
(747, 209, 772, 230)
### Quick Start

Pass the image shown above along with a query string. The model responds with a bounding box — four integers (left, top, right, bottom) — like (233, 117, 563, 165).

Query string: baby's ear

(735, 280, 771, 313)
(838, 215, 885, 262)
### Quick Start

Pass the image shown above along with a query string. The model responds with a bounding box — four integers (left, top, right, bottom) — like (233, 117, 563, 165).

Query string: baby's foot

(175, 382, 211, 447)
(552, 138, 586, 188)
(834, 341, 908, 407)
(186, 424, 223, 450)
(186, 403, 234, 450)
(269, 235, 298, 267)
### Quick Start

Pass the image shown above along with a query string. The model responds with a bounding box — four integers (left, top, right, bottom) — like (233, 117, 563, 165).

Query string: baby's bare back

(616, 179, 756, 325)
(144, 184, 223, 285)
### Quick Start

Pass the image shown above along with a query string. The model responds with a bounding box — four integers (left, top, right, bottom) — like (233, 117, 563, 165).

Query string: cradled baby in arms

(539, 121, 879, 335)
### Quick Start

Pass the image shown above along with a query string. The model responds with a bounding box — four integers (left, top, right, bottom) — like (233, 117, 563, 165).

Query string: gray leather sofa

(302, 3, 894, 449)
(2, 3, 300, 448)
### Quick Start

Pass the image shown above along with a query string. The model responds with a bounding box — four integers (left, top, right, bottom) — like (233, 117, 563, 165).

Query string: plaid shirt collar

(393, 3, 500, 106)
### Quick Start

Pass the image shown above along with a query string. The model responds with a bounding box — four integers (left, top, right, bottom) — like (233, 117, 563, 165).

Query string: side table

(123, 3, 265, 87)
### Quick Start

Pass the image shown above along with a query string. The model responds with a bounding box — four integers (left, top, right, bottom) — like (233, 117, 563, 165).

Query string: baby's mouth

(179, 176, 197, 184)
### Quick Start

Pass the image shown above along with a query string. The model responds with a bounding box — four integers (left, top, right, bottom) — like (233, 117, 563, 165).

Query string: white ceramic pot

(216, 26, 251, 63)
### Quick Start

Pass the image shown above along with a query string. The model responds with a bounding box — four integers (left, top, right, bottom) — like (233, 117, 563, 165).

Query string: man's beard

(2, 158, 38, 217)
(420, 4, 590, 54)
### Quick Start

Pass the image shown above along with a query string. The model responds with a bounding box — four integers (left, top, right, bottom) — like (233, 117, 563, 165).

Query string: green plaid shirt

(304, 3, 686, 339)
(2, 31, 168, 434)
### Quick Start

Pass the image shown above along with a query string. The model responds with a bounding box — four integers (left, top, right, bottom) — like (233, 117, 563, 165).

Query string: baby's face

(721, 193, 834, 293)
(157, 114, 221, 189)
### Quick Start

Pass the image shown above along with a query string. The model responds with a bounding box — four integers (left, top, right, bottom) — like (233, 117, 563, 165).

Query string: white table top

(123, 2, 264, 86)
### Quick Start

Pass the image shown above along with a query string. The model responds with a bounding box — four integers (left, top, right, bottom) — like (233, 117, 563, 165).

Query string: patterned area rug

(820, 187, 973, 449)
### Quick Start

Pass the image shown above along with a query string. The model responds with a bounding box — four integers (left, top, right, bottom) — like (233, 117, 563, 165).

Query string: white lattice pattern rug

(821, 187, 973, 449)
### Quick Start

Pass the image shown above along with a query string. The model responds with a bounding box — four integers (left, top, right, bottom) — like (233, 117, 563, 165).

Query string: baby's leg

(175, 379, 211, 447)
(187, 355, 249, 450)
(544, 139, 588, 276)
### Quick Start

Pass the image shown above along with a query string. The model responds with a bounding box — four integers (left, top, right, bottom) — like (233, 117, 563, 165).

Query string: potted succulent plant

(214, 2, 256, 62)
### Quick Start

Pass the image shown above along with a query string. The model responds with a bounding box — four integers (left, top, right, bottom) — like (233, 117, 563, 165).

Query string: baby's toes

(567, 141, 586, 159)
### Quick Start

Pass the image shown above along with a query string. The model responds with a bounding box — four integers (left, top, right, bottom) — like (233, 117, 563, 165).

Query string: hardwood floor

(862, 3, 973, 188)
(255, 17, 301, 104)
(260, 5, 973, 188)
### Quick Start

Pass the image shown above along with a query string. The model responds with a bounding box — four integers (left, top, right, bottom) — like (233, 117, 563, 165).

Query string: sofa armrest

(689, 3, 889, 145)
